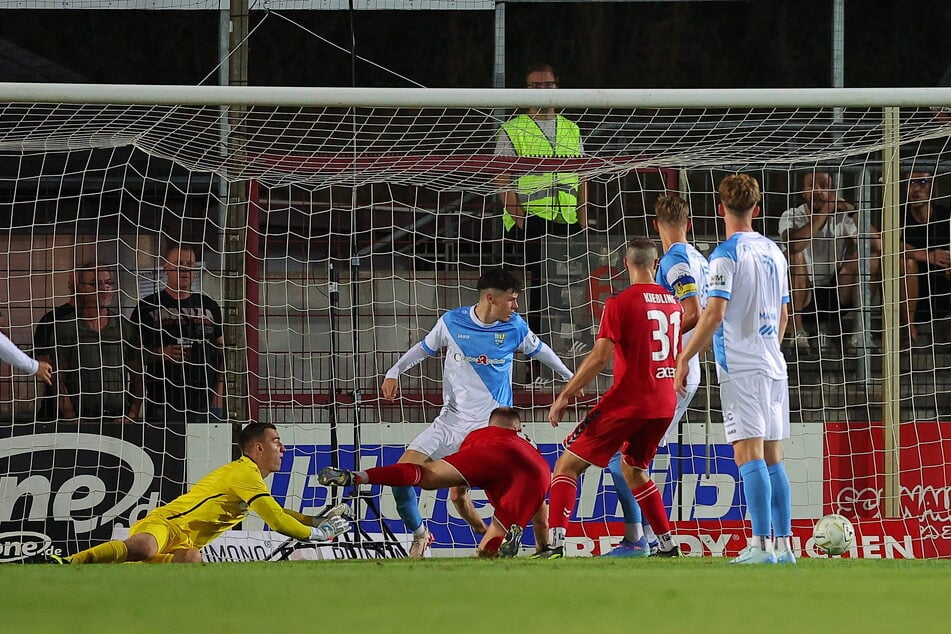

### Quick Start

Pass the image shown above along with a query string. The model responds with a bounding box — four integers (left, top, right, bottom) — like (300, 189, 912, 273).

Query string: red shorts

(442, 435, 550, 528)
(563, 399, 670, 469)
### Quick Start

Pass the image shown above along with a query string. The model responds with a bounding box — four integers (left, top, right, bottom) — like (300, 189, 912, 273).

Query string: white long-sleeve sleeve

(385, 342, 436, 380)
(0, 331, 39, 375)
(529, 342, 573, 381)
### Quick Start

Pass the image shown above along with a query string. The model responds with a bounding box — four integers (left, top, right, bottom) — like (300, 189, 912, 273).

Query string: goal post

(1, 83, 950, 561)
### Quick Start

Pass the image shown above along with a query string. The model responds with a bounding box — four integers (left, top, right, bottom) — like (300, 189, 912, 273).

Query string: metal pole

(224, 0, 250, 424)
(880, 106, 901, 519)
(832, 0, 844, 88)
(832, 0, 846, 126)
(856, 167, 874, 384)
(493, 3, 506, 89)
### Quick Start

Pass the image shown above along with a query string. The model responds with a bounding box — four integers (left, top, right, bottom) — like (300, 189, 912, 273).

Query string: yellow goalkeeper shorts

(129, 516, 196, 554)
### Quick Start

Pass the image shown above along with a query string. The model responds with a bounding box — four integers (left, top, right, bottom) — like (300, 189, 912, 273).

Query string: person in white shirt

(779, 171, 879, 349)
(379, 267, 573, 557)
(675, 174, 794, 565)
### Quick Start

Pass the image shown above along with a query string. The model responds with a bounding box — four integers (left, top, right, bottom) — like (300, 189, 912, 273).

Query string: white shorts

(659, 383, 699, 447)
(407, 412, 484, 460)
(719, 376, 789, 442)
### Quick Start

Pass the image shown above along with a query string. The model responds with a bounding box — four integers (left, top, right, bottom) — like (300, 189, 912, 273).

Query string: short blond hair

(718, 174, 761, 216)
(654, 195, 690, 226)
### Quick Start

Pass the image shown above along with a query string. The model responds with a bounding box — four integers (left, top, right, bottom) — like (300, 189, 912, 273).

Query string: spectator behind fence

(902, 170, 951, 343)
(33, 272, 77, 421)
(496, 63, 588, 383)
(131, 244, 225, 423)
(53, 262, 142, 423)
(778, 171, 880, 350)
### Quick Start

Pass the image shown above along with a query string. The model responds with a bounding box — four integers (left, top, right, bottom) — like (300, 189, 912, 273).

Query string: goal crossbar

(3, 82, 951, 109)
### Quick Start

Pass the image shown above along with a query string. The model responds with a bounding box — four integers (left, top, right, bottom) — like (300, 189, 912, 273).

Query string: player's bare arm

(679, 294, 703, 334)
(779, 302, 790, 342)
(548, 337, 613, 427)
(675, 297, 727, 396)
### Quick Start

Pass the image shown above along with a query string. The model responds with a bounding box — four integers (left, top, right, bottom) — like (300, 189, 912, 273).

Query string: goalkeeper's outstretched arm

(249, 496, 350, 542)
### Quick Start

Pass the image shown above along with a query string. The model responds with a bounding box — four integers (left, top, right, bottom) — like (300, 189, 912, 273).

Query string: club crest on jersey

(494, 333, 506, 347)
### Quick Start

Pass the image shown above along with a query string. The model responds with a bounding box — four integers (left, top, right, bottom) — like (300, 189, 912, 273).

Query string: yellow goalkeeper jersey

(147, 456, 312, 548)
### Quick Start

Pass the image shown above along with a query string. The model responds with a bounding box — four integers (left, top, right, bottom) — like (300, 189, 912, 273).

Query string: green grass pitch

(4, 557, 949, 633)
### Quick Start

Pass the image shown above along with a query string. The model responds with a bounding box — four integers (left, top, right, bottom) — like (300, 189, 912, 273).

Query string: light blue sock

(739, 459, 772, 539)
(767, 462, 792, 537)
(393, 485, 424, 533)
(608, 452, 643, 542)
(608, 453, 643, 525)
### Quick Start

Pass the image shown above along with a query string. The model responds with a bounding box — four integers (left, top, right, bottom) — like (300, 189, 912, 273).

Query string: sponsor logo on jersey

(710, 274, 727, 287)
(456, 334, 470, 339)
(452, 353, 506, 366)
(655, 367, 676, 379)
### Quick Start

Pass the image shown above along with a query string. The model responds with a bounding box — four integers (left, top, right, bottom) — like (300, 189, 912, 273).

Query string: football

(812, 514, 856, 556)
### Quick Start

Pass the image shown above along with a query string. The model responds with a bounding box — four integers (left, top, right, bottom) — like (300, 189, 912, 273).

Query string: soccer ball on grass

(812, 513, 855, 556)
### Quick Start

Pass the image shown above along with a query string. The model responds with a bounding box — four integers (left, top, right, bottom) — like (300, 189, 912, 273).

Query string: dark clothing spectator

(131, 245, 225, 423)
(33, 301, 75, 421)
(903, 201, 951, 321)
(132, 290, 223, 422)
(54, 310, 141, 422)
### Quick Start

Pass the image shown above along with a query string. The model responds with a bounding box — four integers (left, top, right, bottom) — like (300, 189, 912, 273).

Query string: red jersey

(596, 282, 682, 417)
(442, 425, 550, 528)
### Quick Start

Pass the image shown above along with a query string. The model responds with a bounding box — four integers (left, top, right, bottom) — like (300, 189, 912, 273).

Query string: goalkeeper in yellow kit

(54, 422, 350, 564)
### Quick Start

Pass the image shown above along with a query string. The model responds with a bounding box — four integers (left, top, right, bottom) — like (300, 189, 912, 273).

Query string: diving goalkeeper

(53, 422, 349, 564)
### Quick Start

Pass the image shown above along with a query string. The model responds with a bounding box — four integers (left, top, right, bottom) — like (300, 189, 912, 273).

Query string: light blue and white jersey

(421, 306, 543, 425)
(656, 241, 709, 386)
(707, 231, 789, 382)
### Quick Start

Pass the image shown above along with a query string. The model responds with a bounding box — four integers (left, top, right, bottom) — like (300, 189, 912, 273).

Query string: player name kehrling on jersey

(641, 292, 677, 304)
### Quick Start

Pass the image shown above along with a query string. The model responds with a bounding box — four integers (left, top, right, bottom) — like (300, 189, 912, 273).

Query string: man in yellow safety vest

(496, 64, 588, 385)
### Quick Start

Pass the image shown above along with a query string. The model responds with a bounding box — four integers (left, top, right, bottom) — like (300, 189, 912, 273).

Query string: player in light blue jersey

(381, 268, 573, 557)
(603, 195, 709, 558)
(675, 174, 793, 565)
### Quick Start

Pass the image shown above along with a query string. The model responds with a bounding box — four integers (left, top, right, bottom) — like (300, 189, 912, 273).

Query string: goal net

(1, 85, 950, 561)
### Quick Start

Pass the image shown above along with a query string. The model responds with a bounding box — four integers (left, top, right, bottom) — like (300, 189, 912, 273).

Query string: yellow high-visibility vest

(500, 114, 581, 231)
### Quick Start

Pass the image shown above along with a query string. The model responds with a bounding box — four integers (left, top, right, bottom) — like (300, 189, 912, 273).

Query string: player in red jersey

(318, 407, 550, 557)
(536, 236, 684, 559)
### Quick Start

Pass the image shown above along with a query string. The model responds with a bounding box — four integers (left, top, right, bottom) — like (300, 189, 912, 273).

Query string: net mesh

(1, 97, 950, 560)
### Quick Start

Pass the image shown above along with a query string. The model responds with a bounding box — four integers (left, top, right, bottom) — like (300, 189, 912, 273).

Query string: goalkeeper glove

(309, 515, 349, 541)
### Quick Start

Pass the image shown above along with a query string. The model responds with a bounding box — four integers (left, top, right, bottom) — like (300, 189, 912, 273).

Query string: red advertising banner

(825, 421, 951, 559)
(566, 519, 918, 558)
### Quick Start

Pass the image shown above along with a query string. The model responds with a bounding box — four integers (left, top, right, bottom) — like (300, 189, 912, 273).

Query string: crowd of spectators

(778, 168, 949, 352)
(25, 243, 225, 424)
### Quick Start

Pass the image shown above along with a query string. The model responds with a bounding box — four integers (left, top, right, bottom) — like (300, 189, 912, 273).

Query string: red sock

(632, 480, 671, 535)
(365, 464, 423, 487)
(548, 474, 579, 530)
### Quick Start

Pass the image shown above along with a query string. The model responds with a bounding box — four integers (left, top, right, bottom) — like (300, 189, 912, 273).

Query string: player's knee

(448, 486, 469, 504)
(627, 466, 649, 487)
(124, 534, 158, 561)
